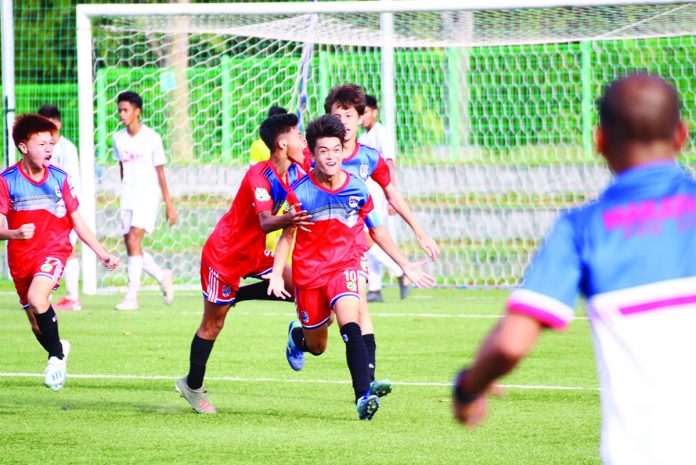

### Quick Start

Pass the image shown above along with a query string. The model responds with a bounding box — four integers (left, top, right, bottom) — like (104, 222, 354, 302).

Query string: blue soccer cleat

(286, 320, 305, 371)
(369, 379, 393, 398)
(356, 392, 380, 420)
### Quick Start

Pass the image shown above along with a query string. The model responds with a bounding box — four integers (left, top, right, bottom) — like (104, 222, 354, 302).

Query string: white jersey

(52, 136, 80, 197)
(358, 122, 395, 162)
(112, 125, 166, 210)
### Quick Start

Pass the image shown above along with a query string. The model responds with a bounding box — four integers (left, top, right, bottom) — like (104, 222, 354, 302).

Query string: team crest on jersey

(300, 311, 310, 324)
(348, 196, 360, 209)
(222, 285, 232, 298)
(359, 164, 369, 179)
(54, 185, 62, 198)
(255, 188, 271, 202)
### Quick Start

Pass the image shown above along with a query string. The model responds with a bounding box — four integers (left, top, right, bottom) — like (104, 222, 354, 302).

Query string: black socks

(187, 334, 215, 390)
(34, 306, 63, 359)
(235, 281, 288, 303)
(341, 322, 371, 402)
(363, 333, 376, 381)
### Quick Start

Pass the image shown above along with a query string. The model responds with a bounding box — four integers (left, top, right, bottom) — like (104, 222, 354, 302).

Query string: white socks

(367, 244, 404, 292)
(63, 258, 80, 301)
(126, 255, 143, 301)
(142, 251, 164, 283)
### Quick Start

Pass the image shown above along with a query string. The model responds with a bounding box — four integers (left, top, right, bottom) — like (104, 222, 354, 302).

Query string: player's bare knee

(305, 339, 327, 355)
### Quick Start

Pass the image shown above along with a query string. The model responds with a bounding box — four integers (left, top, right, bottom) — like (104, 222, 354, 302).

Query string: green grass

(0, 288, 600, 465)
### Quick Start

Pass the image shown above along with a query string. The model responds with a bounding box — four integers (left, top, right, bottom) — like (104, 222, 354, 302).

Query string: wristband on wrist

(453, 369, 481, 405)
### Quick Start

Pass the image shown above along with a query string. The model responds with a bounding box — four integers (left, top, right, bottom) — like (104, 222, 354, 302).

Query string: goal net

(78, 1, 696, 293)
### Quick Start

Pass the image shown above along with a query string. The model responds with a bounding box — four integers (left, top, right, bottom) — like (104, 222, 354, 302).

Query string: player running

(2, 114, 119, 391)
(176, 113, 312, 414)
(267, 114, 434, 420)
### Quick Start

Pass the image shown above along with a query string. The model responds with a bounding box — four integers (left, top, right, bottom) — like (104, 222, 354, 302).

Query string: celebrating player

(267, 114, 434, 420)
(452, 73, 696, 465)
(37, 105, 83, 311)
(175, 113, 312, 414)
(112, 91, 177, 311)
(325, 83, 440, 383)
(2, 114, 119, 391)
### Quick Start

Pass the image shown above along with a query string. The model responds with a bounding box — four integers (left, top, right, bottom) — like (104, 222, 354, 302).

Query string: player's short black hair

(267, 106, 288, 118)
(12, 114, 57, 147)
(117, 91, 143, 110)
(259, 113, 299, 151)
(305, 114, 346, 152)
(365, 94, 378, 110)
(324, 83, 366, 115)
(37, 105, 61, 121)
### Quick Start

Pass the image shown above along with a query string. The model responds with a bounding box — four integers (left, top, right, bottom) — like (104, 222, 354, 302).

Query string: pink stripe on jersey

(619, 293, 696, 315)
(507, 301, 568, 330)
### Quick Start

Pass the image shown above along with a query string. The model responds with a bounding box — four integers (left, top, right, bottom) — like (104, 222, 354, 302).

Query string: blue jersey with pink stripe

(287, 171, 380, 288)
(508, 161, 696, 464)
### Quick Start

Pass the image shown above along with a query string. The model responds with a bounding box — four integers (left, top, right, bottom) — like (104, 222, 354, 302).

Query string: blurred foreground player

(452, 73, 694, 465)
(2, 114, 119, 391)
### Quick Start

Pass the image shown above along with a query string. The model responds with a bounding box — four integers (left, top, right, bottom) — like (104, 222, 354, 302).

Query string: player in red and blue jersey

(176, 113, 312, 414)
(1, 114, 119, 392)
(453, 74, 696, 464)
(266, 115, 434, 420)
(323, 84, 440, 386)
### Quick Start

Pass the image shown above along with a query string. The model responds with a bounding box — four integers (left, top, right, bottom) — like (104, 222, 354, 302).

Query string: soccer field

(1, 288, 600, 465)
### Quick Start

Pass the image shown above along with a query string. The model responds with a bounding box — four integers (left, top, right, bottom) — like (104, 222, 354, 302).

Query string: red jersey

(202, 160, 306, 283)
(0, 163, 79, 276)
(287, 171, 381, 288)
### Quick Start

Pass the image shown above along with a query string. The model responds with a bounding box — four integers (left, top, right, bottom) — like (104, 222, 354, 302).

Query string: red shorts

(358, 252, 369, 281)
(13, 256, 66, 309)
(201, 250, 275, 304)
(295, 269, 360, 329)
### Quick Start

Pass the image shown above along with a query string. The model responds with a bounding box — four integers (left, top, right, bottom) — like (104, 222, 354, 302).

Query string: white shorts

(120, 206, 159, 235)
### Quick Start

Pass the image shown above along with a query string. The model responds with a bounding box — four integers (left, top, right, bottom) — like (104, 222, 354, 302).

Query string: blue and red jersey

(0, 163, 79, 276)
(202, 159, 306, 283)
(287, 170, 380, 288)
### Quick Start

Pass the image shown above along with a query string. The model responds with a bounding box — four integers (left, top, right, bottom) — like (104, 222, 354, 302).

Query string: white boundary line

(0, 372, 599, 391)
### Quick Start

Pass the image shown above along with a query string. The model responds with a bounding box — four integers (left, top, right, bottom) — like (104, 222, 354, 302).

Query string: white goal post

(77, 0, 696, 294)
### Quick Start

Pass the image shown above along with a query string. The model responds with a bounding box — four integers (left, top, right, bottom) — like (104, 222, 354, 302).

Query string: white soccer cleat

(44, 339, 71, 392)
(161, 269, 174, 305)
(115, 297, 139, 311)
(175, 377, 217, 414)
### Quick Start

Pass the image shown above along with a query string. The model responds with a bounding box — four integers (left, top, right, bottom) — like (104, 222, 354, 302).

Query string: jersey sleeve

(112, 135, 121, 162)
(0, 177, 9, 216)
(506, 214, 582, 330)
(62, 176, 80, 214)
(370, 155, 391, 188)
(360, 194, 381, 229)
(247, 170, 275, 214)
(152, 133, 167, 167)
(63, 141, 81, 196)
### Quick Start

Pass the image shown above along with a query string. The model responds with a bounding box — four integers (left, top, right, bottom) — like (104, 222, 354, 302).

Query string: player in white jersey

(358, 94, 410, 302)
(452, 73, 695, 465)
(113, 91, 177, 311)
(38, 105, 82, 311)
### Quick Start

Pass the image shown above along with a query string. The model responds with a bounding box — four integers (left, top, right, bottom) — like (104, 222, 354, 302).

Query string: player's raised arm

(70, 211, 120, 271)
(265, 226, 296, 299)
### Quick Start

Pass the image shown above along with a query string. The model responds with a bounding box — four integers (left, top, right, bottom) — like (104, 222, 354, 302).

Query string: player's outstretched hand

(402, 259, 435, 288)
(417, 234, 440, 261)
(14, 223, 35, 240)
(100, 254, 120, 271)
(166, 205, 178, 227)
(285, 202, 313, 232)
(263, 273, 291, 299)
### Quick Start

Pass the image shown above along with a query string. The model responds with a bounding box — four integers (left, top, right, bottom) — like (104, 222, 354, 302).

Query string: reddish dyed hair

(12, 114, 57, 147)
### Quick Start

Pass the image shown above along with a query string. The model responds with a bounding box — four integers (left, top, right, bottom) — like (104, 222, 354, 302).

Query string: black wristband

(452, 369, 480, 405)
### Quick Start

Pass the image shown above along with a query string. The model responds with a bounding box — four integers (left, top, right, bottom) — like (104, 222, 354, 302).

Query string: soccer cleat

(398, 276, 411, 300)
(286, 321, 305, 371)
(175, 377, 217, 414)
(356, 392, 380, 420)
(44, 339, 71, 392)
(161, 269, 174, 305)
(54, 297, 82, 312)
(115, 297, 139, 311)
(369, 379, 393, 398)
(366, 290, 384, 303)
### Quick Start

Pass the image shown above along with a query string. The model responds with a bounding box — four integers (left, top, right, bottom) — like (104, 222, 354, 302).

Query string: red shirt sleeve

(371, 155, 391, 188)
(0, 177, 9, 216)
(63, 176, 80, 214)
(246, 170, 275, 214)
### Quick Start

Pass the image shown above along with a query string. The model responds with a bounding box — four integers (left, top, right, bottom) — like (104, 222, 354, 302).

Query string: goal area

(76, 0, 696, 294)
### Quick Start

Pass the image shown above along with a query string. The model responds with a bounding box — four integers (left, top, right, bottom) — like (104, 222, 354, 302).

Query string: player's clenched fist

(99, 254, 121, 271)
(14, 223, 35, 240)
